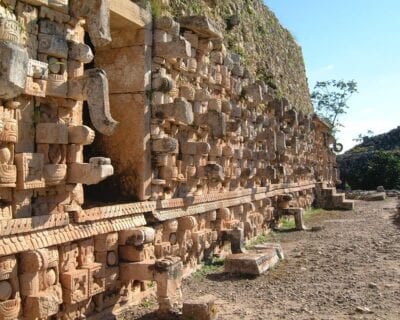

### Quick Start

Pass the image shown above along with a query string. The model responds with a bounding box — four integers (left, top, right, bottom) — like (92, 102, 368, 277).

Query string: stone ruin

(0, 1, 353, 319)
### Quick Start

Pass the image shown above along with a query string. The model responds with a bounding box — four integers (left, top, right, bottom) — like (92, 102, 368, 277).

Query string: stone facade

(0, 1, 352, 319)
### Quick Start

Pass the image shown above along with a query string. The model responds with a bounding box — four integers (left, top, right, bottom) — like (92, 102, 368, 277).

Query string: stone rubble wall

(0, 1, 339, 319)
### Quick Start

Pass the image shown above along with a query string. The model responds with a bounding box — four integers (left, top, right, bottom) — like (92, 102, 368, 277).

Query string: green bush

(341, 151, 400, 190)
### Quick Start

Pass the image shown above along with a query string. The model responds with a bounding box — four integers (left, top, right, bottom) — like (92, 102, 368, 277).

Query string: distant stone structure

(0, 1, 352, 319)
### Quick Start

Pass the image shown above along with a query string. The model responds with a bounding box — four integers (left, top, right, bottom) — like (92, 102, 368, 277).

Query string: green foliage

(150, 0, 162, 18)
(140, 298, 156, 309)
(278, 208, 325, 230)
(341, 151, 400, 190)
(311, 79, 358, 136)
(193, 258, 224, 279)
(245, 233, 269, 249)
(353, 130, 374, 143)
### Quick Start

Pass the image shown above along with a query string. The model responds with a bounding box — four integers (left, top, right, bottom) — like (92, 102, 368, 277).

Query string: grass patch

(246, 232, 269, 249)
(193, 258, 224, 279)
(150, 0, 162, 18)
(280, 217, 295, 230)
(140, 298, 156, 309)
(278, 207, 326, 230)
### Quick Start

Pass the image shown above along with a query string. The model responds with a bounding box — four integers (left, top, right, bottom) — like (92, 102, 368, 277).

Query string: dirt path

(133, 198, 400, 320)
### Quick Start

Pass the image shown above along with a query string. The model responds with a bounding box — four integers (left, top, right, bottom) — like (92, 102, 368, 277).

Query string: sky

(265, 0, 400, 151)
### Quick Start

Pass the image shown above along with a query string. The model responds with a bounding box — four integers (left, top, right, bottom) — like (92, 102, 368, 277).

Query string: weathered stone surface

(70, 0, 111, 47)
(68, 157, 113, 185)
(0, 42, 28, 99)
(154, 97, 194, 125)
(224, 243, 283, 275)
(0, 2, 348, 319)
(183, 294, 219, 320)
(179, 16, 222, 39)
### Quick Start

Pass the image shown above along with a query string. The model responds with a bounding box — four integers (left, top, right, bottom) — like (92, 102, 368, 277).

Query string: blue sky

(266, 0, 400, 151)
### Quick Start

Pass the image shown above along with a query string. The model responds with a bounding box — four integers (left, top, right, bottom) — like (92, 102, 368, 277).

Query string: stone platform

(224, 243, 284, 275)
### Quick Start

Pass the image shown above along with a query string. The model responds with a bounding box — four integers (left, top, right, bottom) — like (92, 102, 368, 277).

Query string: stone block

(182, 295, 219, 320)
(179, 16, 222, 39)
(0, 42, 28, 99)
(36, 123, 68, 144)
(15, 153, 45, 190)
(38, 33, 68, 58)
(154, 36, 191, 60)
(224, 243, 283, 275)
(68, 157, 113, 185)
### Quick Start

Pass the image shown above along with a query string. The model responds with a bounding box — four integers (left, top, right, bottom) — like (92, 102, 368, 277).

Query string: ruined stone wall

(165, 0, 313, 114)
(0, 1, 344, 319)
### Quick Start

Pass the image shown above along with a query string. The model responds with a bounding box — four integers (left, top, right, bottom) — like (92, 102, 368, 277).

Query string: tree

(352, 130, 374, 143)
(311, 80, 358, 136)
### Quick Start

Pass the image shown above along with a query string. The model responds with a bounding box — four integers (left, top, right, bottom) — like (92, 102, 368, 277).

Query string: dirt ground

(131, 198, 400, 320)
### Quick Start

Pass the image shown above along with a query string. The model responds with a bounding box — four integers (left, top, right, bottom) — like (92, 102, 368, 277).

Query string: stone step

(339, 199, 354, 211)
(224, 243, 284, 275)
(322, 187, 335, 196)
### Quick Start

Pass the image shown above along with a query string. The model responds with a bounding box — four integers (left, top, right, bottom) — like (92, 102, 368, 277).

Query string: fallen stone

(376, 185, 385, 192)
(182, 294, 219, 320)
(365, 192, 386, 201)
(225, 243, 283, 275)
(356, 306, 373, 314)
(179, 16, 223, 39)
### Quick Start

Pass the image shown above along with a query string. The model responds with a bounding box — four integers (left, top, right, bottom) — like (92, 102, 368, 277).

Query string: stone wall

(0, 1, 346, 319)
(165, 0, 313, 114)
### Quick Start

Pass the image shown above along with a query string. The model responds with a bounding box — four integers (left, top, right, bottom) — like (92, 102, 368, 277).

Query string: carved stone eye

(0, 146, 11, 164)
(46, 268, 57, 287)
(0, 281, 12, 301)
(106, 251, 117, 266)
(48, 57, 61, 74)
(169, 233, 177, 245)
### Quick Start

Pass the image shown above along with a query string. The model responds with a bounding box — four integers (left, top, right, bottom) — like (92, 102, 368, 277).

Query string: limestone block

(38, 33, 68, 58)
(153, 98, 194, 124)
(94, 232, 118, 252)
(182, 295, 218, 320)
(195, 111, 226, 138)
(39, 19, 64, 36)
(27, 59, 48, 79)
(70, 0, 111, 47)
(48, 0, 69, 14)
(155, 16, 180, 36)
(24, 77, 47, 97)
(181, 142, 211, 156)
(23, 286, 63, 320)
(208, 98, 222, 112)
(224, 247, 282, 276)
(39, 6, 70, 25)
(119, 227, 156, 246)
(179, 85, 196, 101)
(43, 163, 67, 185)
(179, 16, 222, 39)
(15, 153, 45, 190)
(276, 130, 286, 154)
(0, 255, 21, 320)
(195, 88, 211, 101)
(68, 69, 118, 136)
(152, 137, 179, 154)
(36, 123, 68, 144)
(23, 0, 49, 6)
(68, 125, 95, 145)
(68, 157, 113, 185)
(243, 83, 263, 104)
(0, 42, 28, 99)
(0, 118, 17, 144)
(60, 269, 89, 304)
(184, 31, 199, 48)
(152, 75, 174, 93)
(154, 36, 191, 60)
(69, 42, 94, 64)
